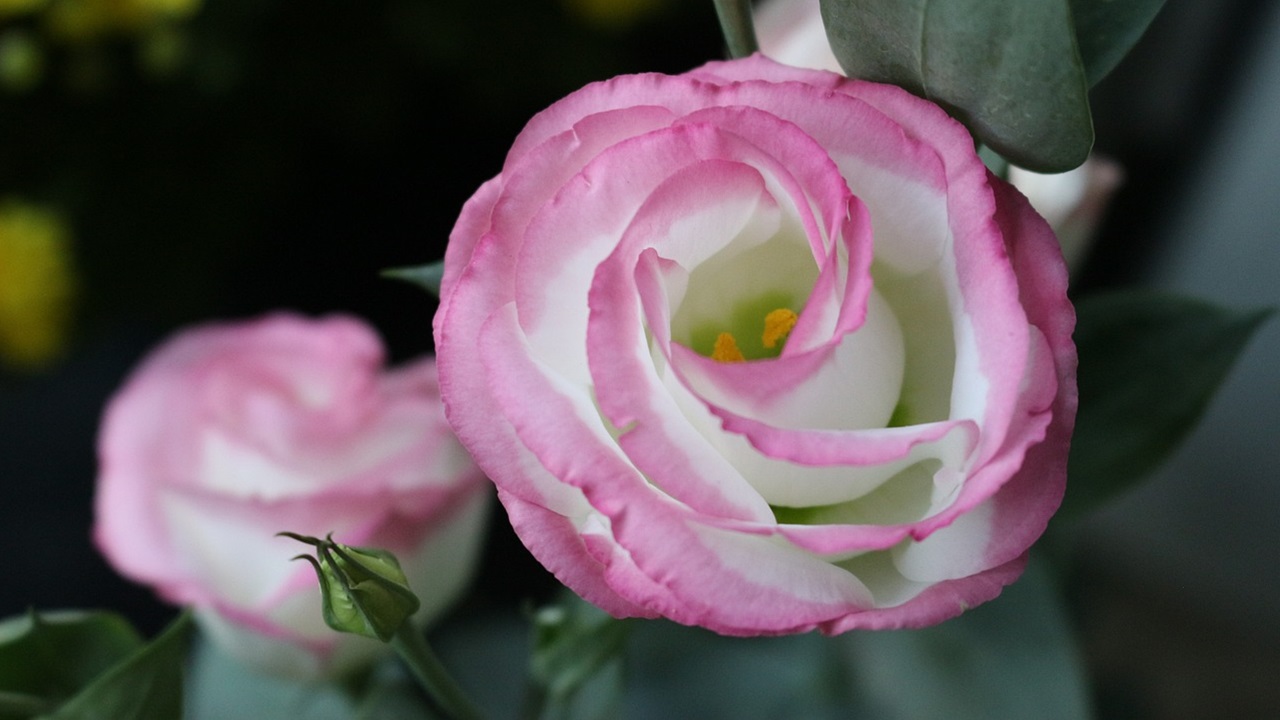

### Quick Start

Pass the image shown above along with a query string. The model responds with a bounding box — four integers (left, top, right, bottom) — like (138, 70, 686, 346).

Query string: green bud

(279, 532, 421, 642)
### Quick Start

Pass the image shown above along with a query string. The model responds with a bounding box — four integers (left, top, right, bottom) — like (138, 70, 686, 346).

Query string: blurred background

(0, 0, 1275, 717)
(1071, 0, 1280, 717)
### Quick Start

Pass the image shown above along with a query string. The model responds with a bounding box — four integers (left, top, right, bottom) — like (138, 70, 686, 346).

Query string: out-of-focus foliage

(1062, 290, 1271, 520)
(0, 610, 142, 715)
(0, 610, 189, 720)
(527, 594, 629, 720)
(40, 613, 190, 720)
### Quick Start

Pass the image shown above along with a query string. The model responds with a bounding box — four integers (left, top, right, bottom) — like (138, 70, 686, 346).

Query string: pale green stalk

(713, 0, 759, 58)
(390, 624, 485, 720)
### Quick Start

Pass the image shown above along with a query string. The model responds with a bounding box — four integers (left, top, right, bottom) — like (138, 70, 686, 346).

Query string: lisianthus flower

(436, 54, 1076, 634)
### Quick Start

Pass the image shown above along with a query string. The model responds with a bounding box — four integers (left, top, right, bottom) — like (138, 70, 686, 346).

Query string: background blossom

(95, 313, 489, 678)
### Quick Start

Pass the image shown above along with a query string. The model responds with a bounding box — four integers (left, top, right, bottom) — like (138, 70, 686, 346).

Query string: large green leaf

(41, 613, 191, 720)
(1062, 290, 1272, 520)
(0, 611, 143, 719)
(819, 0, 1093, 173)
(1070, 0, 1167, 86)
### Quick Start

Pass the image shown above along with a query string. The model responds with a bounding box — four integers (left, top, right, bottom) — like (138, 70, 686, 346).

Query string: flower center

(666, 223, 817, 364)
(707, 306, 798, 363)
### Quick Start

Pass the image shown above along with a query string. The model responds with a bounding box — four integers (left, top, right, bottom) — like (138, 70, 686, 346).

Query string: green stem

(390, 624, 485, 720)
(712, 0, 759, 58)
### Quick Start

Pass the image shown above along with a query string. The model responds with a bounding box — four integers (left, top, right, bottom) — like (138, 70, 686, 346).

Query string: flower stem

(712, 0, 759, 58)
(390, 624, 485, 720)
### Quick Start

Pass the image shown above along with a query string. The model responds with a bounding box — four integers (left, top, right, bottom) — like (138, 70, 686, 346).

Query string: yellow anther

(711, 332, 745, 363)
(761, 308, 798, 350)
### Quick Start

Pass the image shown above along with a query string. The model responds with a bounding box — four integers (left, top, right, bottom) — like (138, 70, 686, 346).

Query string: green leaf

(382, 261, 444, 298)
(0, 610, 143, 718)
(1070, 0, 1167, 86)
(835, 556, 1091, 720)
(1062, 290, 1272, 520)
(712, 0, 759, 59)
(819, 0, 1093, 172)
(41, 612, 192, 720)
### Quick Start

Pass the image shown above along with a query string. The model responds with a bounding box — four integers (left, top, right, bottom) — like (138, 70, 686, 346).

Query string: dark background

(0, 0, 719, 627)
(1, 1, 1277, 717)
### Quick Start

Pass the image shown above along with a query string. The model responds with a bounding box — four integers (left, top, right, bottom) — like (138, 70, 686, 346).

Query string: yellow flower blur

(0, 201, 75, 368)
(0, 0, 49, 19)
(45, 0, 200, 43)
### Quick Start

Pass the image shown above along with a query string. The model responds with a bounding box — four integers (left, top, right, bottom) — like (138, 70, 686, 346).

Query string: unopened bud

(279, 532, 421, 642)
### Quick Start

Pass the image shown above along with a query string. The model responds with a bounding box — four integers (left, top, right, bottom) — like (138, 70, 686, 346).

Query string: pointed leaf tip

(382, 261, 445, 298)
(1062, 291, 1272, 519)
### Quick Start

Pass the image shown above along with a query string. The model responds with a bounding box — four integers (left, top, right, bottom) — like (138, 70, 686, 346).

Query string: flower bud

(281, 532, 420, 643)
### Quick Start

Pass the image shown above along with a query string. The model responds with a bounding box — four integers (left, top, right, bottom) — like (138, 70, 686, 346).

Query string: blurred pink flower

(95, 313, 489, 678)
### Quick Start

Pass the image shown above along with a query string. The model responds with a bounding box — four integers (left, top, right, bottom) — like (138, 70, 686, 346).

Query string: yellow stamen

(761, 308, 798, 350)
(711, 332, 745, 363)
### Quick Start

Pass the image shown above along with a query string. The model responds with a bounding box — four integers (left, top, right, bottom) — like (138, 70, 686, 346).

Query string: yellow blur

(0, 201, 75, 368)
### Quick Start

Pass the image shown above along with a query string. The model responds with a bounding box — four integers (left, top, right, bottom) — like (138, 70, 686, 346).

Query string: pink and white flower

(95, 313, 489, 677)
(435, 55, 1076, 634)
